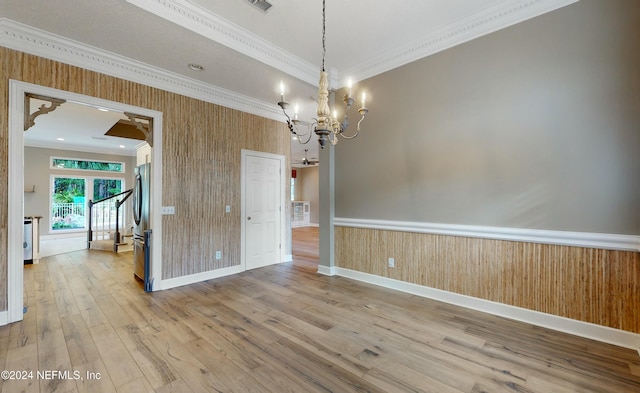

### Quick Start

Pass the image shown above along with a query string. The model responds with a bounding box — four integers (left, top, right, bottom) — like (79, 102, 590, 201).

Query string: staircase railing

(87, 188, 133, 252)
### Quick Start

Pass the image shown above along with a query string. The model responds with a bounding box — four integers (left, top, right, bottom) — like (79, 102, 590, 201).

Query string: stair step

(89, 239, 133, 253)
(117, 244, 133, 253)
(88, 240, 114, 251)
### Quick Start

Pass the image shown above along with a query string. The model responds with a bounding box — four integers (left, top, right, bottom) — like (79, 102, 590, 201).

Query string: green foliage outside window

(52, 177, 86, 230)
(53, 178, 85, 203)
(93, 179, 122, 201)
(52, 158, 123, 172)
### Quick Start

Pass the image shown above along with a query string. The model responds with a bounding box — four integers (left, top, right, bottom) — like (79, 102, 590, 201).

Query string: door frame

(240, 149, 287, 271)
(6, 80, 164, 324)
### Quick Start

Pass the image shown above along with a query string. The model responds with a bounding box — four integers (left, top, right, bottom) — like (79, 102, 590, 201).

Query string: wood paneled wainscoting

(334, 225, 640, 336)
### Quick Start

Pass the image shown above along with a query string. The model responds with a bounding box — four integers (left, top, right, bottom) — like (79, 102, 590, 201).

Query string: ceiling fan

(297, 149, 319, 166)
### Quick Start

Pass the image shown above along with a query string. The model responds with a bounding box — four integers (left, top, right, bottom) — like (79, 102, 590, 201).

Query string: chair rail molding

(334, 217, 640, 252)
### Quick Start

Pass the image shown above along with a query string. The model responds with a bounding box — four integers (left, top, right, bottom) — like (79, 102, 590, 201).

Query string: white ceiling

(0, 0, 577, 162)
(25, 99, 145, 156)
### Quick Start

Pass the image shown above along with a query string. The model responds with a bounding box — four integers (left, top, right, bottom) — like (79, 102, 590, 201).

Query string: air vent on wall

(247, 0, 272, 12)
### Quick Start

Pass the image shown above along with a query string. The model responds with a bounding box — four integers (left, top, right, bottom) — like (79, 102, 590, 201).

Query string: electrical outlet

(225, 205, 231, 213)
(388, 257, 395, 268)
(161, 206, 175, 215)
(215, 251, 222, 260)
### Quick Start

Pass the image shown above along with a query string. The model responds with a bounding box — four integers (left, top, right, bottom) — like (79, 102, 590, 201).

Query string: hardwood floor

(1, 226, 639, 392)
(291, 226, 319, 268)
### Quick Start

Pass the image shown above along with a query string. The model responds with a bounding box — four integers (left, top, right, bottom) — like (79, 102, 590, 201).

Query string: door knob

(247, 216, 252, 220)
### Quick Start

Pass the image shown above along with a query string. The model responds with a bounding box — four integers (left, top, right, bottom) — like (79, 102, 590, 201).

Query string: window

(51, 157, 124, 173)
(50, 176, 125, 232)
(291, 177, 296, 201)
(93, 178, 122, 201)
(51, 177, 87, 231)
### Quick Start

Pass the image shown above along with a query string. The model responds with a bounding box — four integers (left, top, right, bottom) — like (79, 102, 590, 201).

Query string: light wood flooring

(1, 226, 639, 392)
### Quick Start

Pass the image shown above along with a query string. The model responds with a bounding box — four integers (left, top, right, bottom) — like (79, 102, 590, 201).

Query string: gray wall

(335, 0, 640, 235)
(24, 146, 137, 236)
(297, 166, 319, 225)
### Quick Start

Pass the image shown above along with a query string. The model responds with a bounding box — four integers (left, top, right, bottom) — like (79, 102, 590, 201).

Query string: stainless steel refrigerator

(132, 163, 150, 281)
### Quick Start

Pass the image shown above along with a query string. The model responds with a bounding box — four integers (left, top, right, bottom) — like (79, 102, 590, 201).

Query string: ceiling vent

(247, 0, 272, 12)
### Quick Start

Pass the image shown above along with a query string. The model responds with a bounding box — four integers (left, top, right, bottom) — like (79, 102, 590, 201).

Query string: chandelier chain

(322, 0, 326, 72)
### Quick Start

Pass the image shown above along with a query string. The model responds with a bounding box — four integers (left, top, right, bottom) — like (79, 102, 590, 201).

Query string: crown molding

(1, 0, 578, 112)
(126, 0, 319, 87)
(0, 18, 283, 122)
(343, 0, 579, 83)
(127, 0, 578, 87)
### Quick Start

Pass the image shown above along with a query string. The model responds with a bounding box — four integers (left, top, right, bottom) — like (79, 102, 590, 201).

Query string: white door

(243, 151, 283, 270)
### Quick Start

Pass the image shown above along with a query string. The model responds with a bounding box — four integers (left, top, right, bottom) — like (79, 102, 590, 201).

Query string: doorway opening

(289, 165, 319, 269)
(7, 80, 164, 325)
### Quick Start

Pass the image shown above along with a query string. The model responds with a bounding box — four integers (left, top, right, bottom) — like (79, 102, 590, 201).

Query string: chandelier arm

(336, 93, 354, 137)
(339, 129, 359, 140)
(298, 133, 313, 144)
(297, 122, 315, 144)
(292, 121, 310, 137)
(339, 113, 350, 135)
(339, 112, 366, 139)
(279, 105, 296, 134)
(310, 120, 321, 141)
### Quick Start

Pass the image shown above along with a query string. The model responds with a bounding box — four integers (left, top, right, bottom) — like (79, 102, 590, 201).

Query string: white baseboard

(0, 310, 8, 326)
(334, 267, 640, 352)
(334, 218, 640, 252)
(284, 254, 293, 262)
(158, 256, 292, 291)
(41, 232, 86, 240)
(317, 265, 336, 276)
(158, 264, 244, 291)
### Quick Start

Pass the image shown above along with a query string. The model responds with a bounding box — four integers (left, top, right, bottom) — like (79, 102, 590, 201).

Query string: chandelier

(277, 0, 369, 149)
